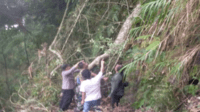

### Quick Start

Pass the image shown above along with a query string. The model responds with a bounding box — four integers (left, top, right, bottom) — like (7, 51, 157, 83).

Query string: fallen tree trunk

(88, 4, 141, 69)
(48, 3, 141, 75)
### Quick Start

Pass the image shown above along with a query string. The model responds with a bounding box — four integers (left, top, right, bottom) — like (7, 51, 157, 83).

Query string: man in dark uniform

(108, 64, 129, 109)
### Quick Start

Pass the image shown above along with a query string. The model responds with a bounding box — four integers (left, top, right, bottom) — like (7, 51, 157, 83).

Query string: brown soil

(54, 97, 134, 112)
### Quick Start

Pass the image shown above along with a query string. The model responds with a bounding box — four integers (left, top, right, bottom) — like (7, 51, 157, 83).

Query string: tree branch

(61, 0, 89, 53)
(88, 4, 141, 69)
(48, 2, 70, 64)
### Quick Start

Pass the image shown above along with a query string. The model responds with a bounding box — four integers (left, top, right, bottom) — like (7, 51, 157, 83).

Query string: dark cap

(61, 64, 70, 71)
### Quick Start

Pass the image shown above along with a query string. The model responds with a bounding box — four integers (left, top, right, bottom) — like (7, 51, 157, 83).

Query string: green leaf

(136, 35, 151, 40)
(146, 41, 160, 51)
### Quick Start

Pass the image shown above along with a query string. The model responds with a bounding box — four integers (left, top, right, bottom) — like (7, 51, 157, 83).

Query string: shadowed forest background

(1, 0, 200, 111)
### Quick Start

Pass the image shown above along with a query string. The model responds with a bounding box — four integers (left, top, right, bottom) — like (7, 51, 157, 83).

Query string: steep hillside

(5, 0, 200, 112)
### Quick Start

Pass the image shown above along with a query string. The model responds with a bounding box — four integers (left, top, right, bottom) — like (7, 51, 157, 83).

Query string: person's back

(60, 62, 80, 111)
(61, 68, 76, 90)
(81, 71, 102, 102)
(111, 73, 124, 96)
(109, 64, 128, 109)
(80, 60, 105, 112)
(74, 61, 98, 112)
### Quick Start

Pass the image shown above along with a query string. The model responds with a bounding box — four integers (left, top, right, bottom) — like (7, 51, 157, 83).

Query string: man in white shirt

(80, 60, 105, 112)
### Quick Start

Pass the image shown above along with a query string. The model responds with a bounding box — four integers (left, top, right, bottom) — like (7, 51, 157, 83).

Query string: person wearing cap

(108, 64, 129, 109)
(59, 62, 80, 111)
(80, 60, 105, 112)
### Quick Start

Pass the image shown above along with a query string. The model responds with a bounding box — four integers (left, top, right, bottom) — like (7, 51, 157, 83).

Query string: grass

(123, 0, 200, 111)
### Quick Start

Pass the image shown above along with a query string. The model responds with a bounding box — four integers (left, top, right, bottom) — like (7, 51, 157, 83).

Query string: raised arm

(62, 62, 79, 76)
(91, 71, 97, 77)
(74, 69, 80, 73)
(92, 60, 105, 81)
(100, 59, 105, 73)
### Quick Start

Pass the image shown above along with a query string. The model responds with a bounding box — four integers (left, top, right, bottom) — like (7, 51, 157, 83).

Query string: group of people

(59, 59, 128, 112)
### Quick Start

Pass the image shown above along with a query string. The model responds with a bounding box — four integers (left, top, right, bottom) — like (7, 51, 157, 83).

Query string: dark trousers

(111, 95, 122, 108)
(59, 89, 74, 111)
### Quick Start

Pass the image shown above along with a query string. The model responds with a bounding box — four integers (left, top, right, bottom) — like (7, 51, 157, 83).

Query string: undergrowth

(123, 0, 200, 111)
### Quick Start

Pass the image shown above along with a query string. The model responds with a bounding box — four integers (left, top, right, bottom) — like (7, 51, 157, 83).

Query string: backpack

(115, 73, 129, 96)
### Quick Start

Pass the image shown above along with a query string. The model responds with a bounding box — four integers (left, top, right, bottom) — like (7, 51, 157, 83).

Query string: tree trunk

(49, 3, 141, 74)
(2, 51, 10, 95)
(88, 4, 141, 69)
(24, 36, 30, 66)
